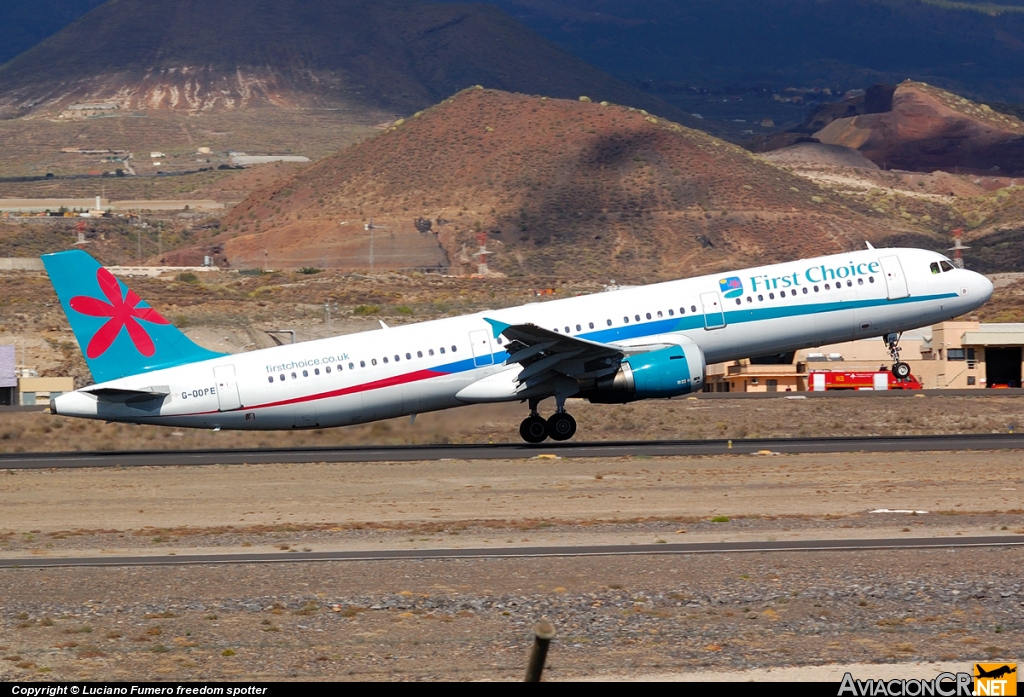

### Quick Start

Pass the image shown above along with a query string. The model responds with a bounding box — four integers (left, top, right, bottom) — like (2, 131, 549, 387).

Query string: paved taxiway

(3, 432, 1024, 469)
(1, 535, 1021, 569)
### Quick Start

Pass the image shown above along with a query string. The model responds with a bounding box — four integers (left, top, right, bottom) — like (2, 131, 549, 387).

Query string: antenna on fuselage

(865, 241, 875, 250)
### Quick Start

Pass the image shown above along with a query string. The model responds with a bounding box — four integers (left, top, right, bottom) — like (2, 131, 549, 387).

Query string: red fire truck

(809, 370, 922, 391)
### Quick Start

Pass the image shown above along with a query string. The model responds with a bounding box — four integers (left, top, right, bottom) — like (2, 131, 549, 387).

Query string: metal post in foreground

(525, 620, 557, 682)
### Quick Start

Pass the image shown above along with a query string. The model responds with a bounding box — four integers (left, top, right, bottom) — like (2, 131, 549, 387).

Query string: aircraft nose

(974, 271, 994, 302)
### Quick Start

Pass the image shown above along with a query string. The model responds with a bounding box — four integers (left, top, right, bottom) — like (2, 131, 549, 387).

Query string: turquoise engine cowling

(584, 339, 705, 403)
(626, 344, 704, 398)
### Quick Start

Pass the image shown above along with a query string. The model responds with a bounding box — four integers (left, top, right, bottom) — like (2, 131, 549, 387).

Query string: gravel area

(1, 549, 1021, 681)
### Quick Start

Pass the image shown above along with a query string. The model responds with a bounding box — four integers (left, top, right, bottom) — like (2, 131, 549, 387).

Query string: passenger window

(291, 372, 297, 379)
(267, 376, 274, 384)
(814, 285, 819, 292)
(394, 355, 400, 362)
(607, 319, 613, 326)
(941, 261, 955, 272)
(451, 345, 457, 352)
(326, 366, 332, 373)
(803, 287, 808, 294)
(429, 349, 434, 356)
(657, 311, 663, 318)
(565, 326, 570, 333)
(417, 351, 423, 358)
(348, 363, 354, 370)
(646, 313, 652, 320)
(679, 307, 685, 315)
(747, 296, 752, 303)
(302, 370, 308, 377)
(623, 316, 630, 324)
(440, 347, 445, 354)
(576, 324, 581, 332)
(735, 298, 742, 305)
(769, 293, 775, 300)
(360, 361, 366, 367)
(383, 357, 388, 364)
(869, 277, 875, 283)
(690, 305, 697, 313)
(406, 353, 412, 360)
(857, 278, 863, 285)
(589, 322, 595, 329)
(635, 314, 640, 322)
(279, 374, 285, 381)
(824, 283, 830, 290)
(930, 262, 940, 274)
(668, 309, 674, 316)
(553, 327, 559, 333)
(314, 368, 320, 375)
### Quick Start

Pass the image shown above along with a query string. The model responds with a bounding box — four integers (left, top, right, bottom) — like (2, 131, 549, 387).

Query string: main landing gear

(519, 397, 578, 443)
(885, 332, 912, 380)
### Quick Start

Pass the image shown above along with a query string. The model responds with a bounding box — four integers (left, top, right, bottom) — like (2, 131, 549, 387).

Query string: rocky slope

(814, 82, 1024, 175)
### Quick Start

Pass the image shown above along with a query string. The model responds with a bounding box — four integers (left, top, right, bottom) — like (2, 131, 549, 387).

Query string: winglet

(483, 317, 511, 339)
(865, 241, 875, 250)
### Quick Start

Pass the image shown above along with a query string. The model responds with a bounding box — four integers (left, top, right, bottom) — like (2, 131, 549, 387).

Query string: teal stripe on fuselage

(429, 291, 958, 377)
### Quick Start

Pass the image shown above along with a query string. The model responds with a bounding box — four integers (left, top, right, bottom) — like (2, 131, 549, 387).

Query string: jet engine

(580, 339, 705, 404)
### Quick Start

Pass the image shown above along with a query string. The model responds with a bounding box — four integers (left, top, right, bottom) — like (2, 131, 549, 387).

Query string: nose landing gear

(885, 333, 911, 380)
(518, 396, 578, 443)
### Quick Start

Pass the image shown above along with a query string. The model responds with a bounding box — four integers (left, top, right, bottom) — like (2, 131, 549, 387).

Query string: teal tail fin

(42, 250, 225, 383)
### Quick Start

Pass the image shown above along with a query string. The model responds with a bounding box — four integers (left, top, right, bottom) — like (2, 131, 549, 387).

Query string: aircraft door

(879, 256, 910, 300)
(470, 329, 494, 367)
(700, 292, 726, 330)
(214, 365, 242, 411)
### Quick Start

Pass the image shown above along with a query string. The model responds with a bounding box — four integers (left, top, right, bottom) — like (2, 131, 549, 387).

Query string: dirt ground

(1, 439, 1022, 681)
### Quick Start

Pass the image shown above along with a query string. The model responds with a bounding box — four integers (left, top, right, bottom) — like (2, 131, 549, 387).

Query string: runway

(2, 432, 1024, 469)
(2, 535, 1021, 569)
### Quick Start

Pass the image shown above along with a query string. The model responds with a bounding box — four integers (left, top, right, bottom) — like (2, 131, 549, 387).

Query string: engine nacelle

(582, 339, 705, 403)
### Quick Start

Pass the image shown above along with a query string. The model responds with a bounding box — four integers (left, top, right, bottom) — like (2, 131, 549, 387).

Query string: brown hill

(814, 82, 1024, 175)
(218, 88, 935, 280)
(0, 0, 686, 123)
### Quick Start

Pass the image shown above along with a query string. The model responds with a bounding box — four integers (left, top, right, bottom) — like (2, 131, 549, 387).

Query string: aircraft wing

(484, 318, 623, 385)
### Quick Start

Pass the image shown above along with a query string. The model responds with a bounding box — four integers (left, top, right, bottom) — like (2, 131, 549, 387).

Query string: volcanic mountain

(215, 88, 936, 279)
(812, 82, 1024, 176)
(0, 0, 686, 122)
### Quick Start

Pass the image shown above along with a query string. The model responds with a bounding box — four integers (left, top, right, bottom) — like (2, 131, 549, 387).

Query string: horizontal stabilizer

(83, 386, 171, 402)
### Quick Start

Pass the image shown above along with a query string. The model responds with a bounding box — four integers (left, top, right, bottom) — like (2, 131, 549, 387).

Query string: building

(0, 346, 15, 405)
(17, 375, 75, 406)
(706, 321, 1024, 391)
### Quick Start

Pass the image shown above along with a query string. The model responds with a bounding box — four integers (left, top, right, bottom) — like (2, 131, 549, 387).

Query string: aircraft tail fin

(42, 250, 225, 383)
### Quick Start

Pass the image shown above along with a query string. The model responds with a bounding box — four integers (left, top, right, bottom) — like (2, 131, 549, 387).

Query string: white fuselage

(52, 248, 993, 429)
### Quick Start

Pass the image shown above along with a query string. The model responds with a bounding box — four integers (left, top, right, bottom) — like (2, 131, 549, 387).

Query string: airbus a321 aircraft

(43, 246, 992, 442)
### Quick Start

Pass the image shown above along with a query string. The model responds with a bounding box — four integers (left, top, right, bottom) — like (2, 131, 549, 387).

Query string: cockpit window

(940, 261, 955, 272)
(930, 262, 940, 275)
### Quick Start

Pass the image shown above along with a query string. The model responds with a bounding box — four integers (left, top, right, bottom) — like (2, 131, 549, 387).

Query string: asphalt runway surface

(2, 432, 1024, 469)
(2, 535, 1021, 569)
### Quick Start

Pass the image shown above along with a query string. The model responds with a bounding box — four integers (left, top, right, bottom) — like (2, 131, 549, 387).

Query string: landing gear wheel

(893, 361, 911, 380)
(520, 415, 549, 444)
(547, 412, 577, 441)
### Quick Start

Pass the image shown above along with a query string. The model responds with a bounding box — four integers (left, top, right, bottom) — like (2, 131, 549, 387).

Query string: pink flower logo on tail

(69, 268, 169, 358)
